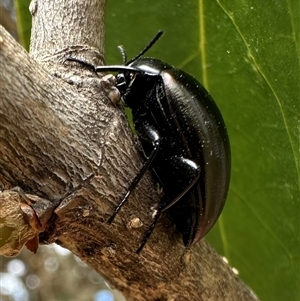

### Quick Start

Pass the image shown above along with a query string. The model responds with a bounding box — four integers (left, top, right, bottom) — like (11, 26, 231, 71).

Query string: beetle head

(116, 69, 157, 110)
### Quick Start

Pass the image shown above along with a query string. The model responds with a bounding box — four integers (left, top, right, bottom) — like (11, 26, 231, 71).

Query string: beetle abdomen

(131, 60, 231, 245)
(162, 67, 231, 243)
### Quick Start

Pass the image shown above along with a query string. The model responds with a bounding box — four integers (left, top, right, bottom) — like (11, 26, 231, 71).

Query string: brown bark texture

(0, 1, 259, 301)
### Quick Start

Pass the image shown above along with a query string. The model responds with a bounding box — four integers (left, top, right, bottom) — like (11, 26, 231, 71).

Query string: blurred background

(0, 245, 125, 301)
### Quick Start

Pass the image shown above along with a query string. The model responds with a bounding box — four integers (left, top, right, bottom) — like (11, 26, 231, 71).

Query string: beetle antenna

(126, 30, 163, 65)
(66, 57, 140, 73)
(118, 45, 127, 65)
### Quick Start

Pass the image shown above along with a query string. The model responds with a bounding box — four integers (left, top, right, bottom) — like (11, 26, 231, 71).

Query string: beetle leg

(160, 157, 201, 247)
(136, 157, 201, 252)
(136, 209, 161, 253)
(161, 157, 201, 211)
(107, 127, 161, 224)
(137, 157, 201, 253)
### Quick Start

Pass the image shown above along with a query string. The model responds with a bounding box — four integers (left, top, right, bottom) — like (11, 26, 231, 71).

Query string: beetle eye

(116, 74, 127, 92)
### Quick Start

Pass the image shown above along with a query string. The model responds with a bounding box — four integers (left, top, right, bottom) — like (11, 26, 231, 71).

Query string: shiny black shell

(120, 58, 231, 246)
(67, 41, 231, 250)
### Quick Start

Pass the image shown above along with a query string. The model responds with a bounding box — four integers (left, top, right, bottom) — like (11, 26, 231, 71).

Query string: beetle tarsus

(136, 209, 161, 254)
(107, 190, 131, 224)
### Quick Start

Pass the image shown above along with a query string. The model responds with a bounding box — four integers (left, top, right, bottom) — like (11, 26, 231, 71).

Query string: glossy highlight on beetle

(67, 31, 231, 253)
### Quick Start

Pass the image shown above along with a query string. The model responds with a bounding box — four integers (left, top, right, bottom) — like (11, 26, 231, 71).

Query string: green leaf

(14, 0, 32, 51)
(106, 1, 300, 301)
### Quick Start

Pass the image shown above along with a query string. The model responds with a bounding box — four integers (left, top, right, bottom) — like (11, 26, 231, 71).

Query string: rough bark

(0, 1, 259, 301)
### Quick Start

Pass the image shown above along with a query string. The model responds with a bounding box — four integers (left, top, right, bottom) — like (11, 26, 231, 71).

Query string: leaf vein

(216, 0, 300, 194)
(199, 0, 208, 88)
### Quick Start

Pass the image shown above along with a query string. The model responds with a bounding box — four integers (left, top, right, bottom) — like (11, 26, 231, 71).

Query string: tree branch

(0, 1, 259, 300)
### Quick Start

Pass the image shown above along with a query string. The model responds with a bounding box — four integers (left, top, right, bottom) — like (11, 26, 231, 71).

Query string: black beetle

(67, 31, 231, 253)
